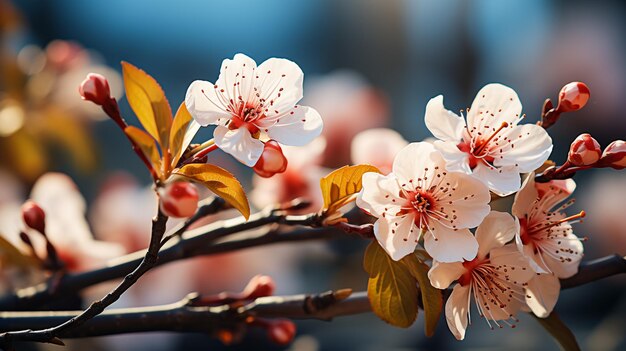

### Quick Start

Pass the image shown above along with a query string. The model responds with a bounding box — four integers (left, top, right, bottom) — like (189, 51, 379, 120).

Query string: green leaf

(175, 163, 250, 219)
(402, 254, 443, 337)
(363, 241, 419, 328)
(121, 61, 173, 148)
(534, 312, 581, 351)
(169, 102, 194, 168)
(320, 165, 380, 216)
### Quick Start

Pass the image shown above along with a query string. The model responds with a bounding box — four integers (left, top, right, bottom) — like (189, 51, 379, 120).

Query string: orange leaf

(121, 61, 172, 148)
(124, 126, 162, 177)
(169, 102, 194, 168)
(320, 164, 380, 215)
(175, 163, 250, 219)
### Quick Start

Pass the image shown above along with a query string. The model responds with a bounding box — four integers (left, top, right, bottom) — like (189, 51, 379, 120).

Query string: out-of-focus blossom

(253, 140, 288, 178)
(425, 84, 553, 196)
(158, 181, 199, 218)
(20, 200, 46, 234)
(185, 53, 323, 167)
(556, 82, 590, 113)
(251, 137, 327, 211)
(567, 133, 601, 166)
(512, 174, 585, 317)
(0, 173, 124, 274)
(303, 70, 389, 167)
(350, 128, 408, 174)
(428, 211, 534, 340)
(356, 142, 490, 262)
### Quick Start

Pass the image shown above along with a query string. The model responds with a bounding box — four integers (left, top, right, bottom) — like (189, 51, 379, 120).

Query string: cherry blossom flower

(356, 142, 490, 262)
(428, 211, 534, 340)
(350, 128, 408, 174)
(511, 173, 585, 317)
(185, 54, 323, 167)
(424, 84, 553, 196)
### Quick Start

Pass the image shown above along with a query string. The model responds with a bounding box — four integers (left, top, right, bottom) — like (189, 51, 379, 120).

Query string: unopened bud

(79, 73, 111, 106)
(253, 140, 288, 178)
(242, 275, 275, 300)
(267, 319, 296, 346)
(567, 133, 601, 166)
(158, 182, 199, 218)
(599, 140, 626, 170)
(21, 200, 46, 233)
(556, 82, 590, 113)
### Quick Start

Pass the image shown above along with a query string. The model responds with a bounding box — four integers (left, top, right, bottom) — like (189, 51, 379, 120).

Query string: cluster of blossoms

(356, 84, 588, 339)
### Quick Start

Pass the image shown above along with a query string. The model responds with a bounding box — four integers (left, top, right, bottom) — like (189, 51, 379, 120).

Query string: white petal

(185, 80, 232, 126)
(356, 172, 403, 218)
(435, 171, 491, 229)
(490, 244, 535, 284)
(374, 215, 420, 261)
(472, 163, 521, 196)
(428, 260, 465, 289)
(466, 83, 522, 130)
(263, 106, 323, 146)
(350, 128, 408, 174)
(433, 140, 472, 174)
(215, 53, 258, 104)
(392, 142, 440, 186)
(514, 218, 550, 274)
(213, 125, 264, 167)
(424, 226, 478, 263)
(534, 178, 576, 211)
(511, 173, 538, 218)
(424, 95, 466, 142)
(256, 57, 304, 114)
(445, 284, 471, 340)
(525, 273, 560, 318)
(475, 211, 517, 258)
(496, 124, 553, 173)
(540, 230, 584, 279)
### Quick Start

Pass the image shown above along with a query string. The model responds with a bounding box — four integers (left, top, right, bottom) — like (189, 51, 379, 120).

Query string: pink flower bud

(556, 82, 590, 113)
(158, 182, 199, 218)
(79, 73, 111, 106)
(242, 275, 275, 300)
(21, 200, 46, 233)
(253, 140, 288, 178)
(599, 140, 626, 170)
(267, 319, 296, 346)
(567, 133, 602, 166)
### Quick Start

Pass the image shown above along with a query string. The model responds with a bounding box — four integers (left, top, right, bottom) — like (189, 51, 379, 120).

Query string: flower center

(229, 102, 262, 135)
(458, 256, 490, 286)
(411, 192, 434, 212)
(458, 121, 509, 168)
(519, 210, 586, 247)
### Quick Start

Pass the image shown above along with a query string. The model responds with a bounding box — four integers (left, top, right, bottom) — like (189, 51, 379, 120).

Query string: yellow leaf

(0, 235, 38, 270)
(169, 102, 193, 168)
(124, 126, 161, 177)
(320, 165, 380, 215)
(402, 254, 443, 336)
(175, 163, 250, 219)
(121, 61, 172, 148)
(363, 241, 419, 328)
(534, 312, 581, 351)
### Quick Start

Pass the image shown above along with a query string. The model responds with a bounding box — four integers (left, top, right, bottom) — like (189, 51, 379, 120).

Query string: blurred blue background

(3, 0, 626, 350)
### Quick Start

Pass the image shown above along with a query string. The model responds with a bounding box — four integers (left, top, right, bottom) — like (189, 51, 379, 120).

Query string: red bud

(599, 140, 626, 170)
(567, 133, 602, 166)
(79, 73, 111, 106)
(21, 200, 46, 233)
(253, 140, 288, 178)
(556, 82, 590, 113)
(267, 319, 296, 346)
(242, 275, 275, 300)
(158, 182, 199, 218)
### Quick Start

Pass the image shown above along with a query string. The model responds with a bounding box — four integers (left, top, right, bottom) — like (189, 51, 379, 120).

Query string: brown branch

(0, 290, 369, 339)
